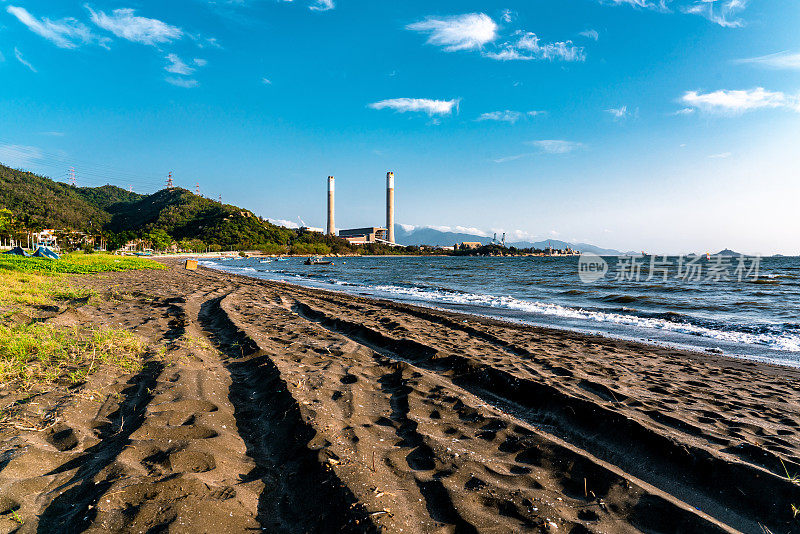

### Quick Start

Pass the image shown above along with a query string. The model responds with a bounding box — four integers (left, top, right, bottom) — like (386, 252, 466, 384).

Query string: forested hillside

(0, 163, 403, 254)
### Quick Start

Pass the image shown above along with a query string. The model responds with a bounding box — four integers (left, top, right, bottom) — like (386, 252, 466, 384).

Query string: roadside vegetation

(0, 253, 161, 390)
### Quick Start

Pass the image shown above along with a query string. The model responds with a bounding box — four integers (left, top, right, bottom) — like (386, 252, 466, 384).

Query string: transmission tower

(166, 172, 174, 189)
(69, 167, 76, 186)
(195, 183, 200, 195)
(218, 194, 222, 204)
(128, 185, 133, 193)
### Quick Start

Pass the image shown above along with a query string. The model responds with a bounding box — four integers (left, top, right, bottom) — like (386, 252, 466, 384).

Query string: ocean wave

(370, 284, 800, 352)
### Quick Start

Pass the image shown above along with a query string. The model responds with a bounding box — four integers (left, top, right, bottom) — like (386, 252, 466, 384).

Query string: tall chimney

(386, 172, 395, 244)
(327, 176, 335, 236)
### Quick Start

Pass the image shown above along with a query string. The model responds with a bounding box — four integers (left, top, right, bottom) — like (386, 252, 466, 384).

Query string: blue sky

(0, 0, 798, 254)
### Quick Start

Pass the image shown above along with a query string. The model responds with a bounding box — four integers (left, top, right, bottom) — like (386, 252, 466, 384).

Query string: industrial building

(339, 227, 388, 244)
(326, 171, 399, 246)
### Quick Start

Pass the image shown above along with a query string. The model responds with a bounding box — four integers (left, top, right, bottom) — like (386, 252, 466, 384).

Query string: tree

(0, 208, 13, 239)
(147, 229, 172, 251)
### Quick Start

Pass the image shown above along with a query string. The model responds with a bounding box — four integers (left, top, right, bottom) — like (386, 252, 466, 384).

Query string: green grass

(0, 323, 144, 387)
(0, 252, 160, 389)
(0, 252, 166, 275)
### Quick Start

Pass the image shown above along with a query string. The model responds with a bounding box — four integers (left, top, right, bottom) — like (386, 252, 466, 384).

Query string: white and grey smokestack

(386, 172, 395, 244)
(327, 176, 335, 236)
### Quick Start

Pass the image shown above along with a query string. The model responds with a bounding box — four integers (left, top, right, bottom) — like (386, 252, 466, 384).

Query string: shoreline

(1, 260, 798, 533)
(199, 259, 800, 371)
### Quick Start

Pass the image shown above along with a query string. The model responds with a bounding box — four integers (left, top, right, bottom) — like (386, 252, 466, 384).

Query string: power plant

(324, 172, 397, 246)
(386, 172, 395, 244)
(327, 176, 335, 236)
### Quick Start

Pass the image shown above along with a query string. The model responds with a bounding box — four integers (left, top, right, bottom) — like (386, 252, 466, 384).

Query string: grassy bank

(0, 253, 162, 389)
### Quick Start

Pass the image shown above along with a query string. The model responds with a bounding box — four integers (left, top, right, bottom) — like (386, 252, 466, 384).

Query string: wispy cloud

(165, 54, 193, 75)
(600, 0, 748, 27)
(709, 152, 732, 159)
(735, 51, 800, 71)
(0, 143, 42, 167)
(477, 110, 544, 124)
(368, 98, 459, 116)
(485, 32, 585, 62)
(262, 77, 273, 85)
(406, 13, 498, 52)
(605, 105, 629, 119)
(672, 107, 695, 115)
(165, 77, 199, 88)
(14, 48, 36, 72)
(493, 153, 532, 163)
(7, 6, 101, 49)
(529, 139, 584, 154)
(268, 218, 300, 229)
(309, 0, 335, 11)
(579, 29, 599, 41)
(682, 0, 747, 27)
(600, 0, 669, 11)
(423, 225, 491, 237)
(87, 7, 182, 46)
(681, 88, 800, 114)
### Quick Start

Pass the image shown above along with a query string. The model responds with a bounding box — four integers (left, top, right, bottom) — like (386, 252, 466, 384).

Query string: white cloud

(601, 0, 748, 27)
(0, 143, 42, 167)
(709, 152, 732, 159)
(406, 13, 498, 52)
(485, 32, 585, 62)
(369, 98, 459, 116)
(193, 58, 207, 67)
(500, 9, 515, 23)
(605, 105, 629, 119)
(529, 139, 584, 154)
(165, 54, 194, 75)
(399, 223, 416, 233)
(492, 153, 531, 163)
(165, 77, 199, 88)
(14, 48, 36, 72)
(599, 0, 670, 11)
(579, 29, 600, 41)
(682, 0, 747, 28)
(87, 7, 182, 46)
(736, 51, 800, 71)
(672, 107, 695, 115)
(262, 77, 273, 85)
(681, 88, 800, 114)
(477, 110, 544, 123)
(423, 225, 490, 237)
(309, 0, 334, 11)
(268, 218, 300, 229)
(7, 6, 100, 49)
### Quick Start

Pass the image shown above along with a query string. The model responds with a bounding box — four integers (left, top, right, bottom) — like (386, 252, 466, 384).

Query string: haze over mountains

(395, 225, 625, 255)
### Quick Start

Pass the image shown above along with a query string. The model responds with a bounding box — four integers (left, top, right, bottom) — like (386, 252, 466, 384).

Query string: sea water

(201, 255, 800, 367)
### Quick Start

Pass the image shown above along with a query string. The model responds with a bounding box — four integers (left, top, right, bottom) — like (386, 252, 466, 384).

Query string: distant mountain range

(394, 225, 625, 255)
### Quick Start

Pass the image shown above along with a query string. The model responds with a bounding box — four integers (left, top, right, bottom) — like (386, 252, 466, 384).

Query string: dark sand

(1, 260, 799, 533)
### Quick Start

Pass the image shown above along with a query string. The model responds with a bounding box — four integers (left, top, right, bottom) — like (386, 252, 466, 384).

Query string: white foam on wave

(371, 284, 800, 352)
(198, 261, 800, 353)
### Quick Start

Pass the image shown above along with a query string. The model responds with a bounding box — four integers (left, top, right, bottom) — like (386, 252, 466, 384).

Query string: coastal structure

(339, 227, 388, 245)
(386, 172, 395, 244)
(327, 176, 335, 236)
(327, 171, 400, 246)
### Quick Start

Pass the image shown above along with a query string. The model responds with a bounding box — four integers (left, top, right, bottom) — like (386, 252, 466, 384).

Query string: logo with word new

(578, 253, 608, 283)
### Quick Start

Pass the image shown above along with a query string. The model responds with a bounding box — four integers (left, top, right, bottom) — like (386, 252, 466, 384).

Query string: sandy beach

(1, 259, 799, 533)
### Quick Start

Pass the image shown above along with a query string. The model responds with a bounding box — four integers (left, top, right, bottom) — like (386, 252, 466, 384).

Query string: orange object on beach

(185, 259, 198, 271)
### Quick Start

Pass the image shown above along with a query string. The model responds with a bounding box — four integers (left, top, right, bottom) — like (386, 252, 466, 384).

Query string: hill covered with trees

(0, 163, 409, 255)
